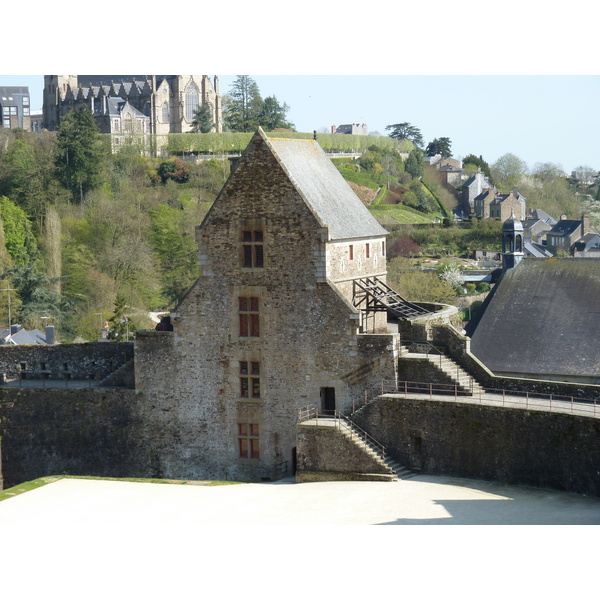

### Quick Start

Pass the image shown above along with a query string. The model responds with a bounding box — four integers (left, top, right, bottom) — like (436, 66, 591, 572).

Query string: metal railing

(297, 404, 386, 460)
(375, 380, 600, 418)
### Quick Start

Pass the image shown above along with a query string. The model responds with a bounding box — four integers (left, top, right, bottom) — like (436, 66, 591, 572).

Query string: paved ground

(3, 474, 599, 527)
(1, 475, 597, 597)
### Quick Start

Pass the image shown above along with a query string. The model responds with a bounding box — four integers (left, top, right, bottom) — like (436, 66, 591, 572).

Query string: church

(42, 75, 222, 137)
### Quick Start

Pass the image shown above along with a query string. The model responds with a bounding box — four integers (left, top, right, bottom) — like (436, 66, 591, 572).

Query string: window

(239, 297, 259, 337)
(238, 423, 260, 459)
(185, 82, 199, 121)
(162, 102, 169, 123)
(349, 245, 354, 260)
(366, 243, 370, 258)
(382, 241, 385, 256)
(242, 231, 264, 268)
(239, 361, 260, 398)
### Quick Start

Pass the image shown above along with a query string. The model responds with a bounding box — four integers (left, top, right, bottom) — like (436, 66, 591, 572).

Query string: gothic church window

(185, 82, 199, 121)
(162, 102, 169, 123)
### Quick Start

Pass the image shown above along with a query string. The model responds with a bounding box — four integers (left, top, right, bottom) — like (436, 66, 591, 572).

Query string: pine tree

(55, 107, 105, 202)
(191, 104, 213, 133)
(223, 76, 264, 132)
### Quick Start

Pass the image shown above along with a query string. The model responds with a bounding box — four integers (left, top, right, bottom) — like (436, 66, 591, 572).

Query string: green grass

(0, 475, 244, 502)
(368, 203, 440, 224)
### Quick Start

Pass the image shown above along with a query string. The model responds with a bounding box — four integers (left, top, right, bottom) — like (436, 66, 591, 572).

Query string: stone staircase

(399, 343, 483, 396)
(338, 418, 416, 481)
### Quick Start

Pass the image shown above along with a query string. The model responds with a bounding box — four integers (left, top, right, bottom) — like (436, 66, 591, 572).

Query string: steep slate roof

(547, 219, 582, 237)
(263, 130, 388, 241)
(469, 258, 600, 379)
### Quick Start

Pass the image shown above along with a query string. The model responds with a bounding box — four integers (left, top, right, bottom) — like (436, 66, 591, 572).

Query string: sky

(1, 2, 599, 175)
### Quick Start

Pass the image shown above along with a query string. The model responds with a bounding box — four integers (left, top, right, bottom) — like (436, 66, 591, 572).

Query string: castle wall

(352, 396, 600, 497)
(0, 342, 133, 381)
(0, 388, 144, 489)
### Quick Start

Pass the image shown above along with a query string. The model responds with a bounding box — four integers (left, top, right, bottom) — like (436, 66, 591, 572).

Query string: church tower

(42, 76, 78, 130)
(502, 209, 524, 270)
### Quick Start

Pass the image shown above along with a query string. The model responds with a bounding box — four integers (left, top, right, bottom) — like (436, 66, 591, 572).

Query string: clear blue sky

(2, 2, 598, 174)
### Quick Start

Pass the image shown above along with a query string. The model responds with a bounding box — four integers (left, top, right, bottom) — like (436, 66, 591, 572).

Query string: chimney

(45, 326, 55, 345)
(582, 213, 590, 236)
(10, 324, 20, 335)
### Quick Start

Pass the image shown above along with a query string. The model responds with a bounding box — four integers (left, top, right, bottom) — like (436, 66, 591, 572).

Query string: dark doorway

(411, 436, 423, 470)
(292, 447, 297, 474)
(320, 387, 336, 416)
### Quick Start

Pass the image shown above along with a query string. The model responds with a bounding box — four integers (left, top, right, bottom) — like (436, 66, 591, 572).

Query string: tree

(55, 107, 105, 202)
(191, 104, 213, 133)
(258, 95, 294, 131)
(462, 154, 493, 181)
(405, 148, 424, 179)
(491, 153, 528, 189)
(223, 75, 264, 132)
(385, 122, 423, 148)
(425, 137, 452, 157)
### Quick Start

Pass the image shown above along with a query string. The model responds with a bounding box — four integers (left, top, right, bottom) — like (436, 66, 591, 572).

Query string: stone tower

(42, 75, 78, 130)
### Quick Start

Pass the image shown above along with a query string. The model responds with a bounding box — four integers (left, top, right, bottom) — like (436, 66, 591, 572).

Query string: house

(474, 187, 526, 221)
(467, 215, 600, 385)
(0, 86, 31, 130)
(545, 214, 593, 255)
(461, 169, 493, 215)
(572, 232, 600, 257)
(133, 127, 442, 481)
(0, 325, 56, 345)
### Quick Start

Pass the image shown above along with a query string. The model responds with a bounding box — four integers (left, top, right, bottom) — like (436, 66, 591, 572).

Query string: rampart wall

(352, 396, 600, 496)
(0, 387, 145, 489)
(0, 343, 134, 381)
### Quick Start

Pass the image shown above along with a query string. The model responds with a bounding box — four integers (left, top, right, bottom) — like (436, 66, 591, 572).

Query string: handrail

(373, 380, 600, 418)
(297, 404, 386, 459)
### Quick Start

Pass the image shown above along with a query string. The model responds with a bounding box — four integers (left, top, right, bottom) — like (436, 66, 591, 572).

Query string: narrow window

(242, 231, 264, 268)
(239, 361, 260, 398)
(366, 243, 370, 259)
(239, 297, 259, 337)
(349, 245, 354, 260)
(382, 241, 385, 256)
(238, 423, 260, 459)
(185, 82, 199, 121)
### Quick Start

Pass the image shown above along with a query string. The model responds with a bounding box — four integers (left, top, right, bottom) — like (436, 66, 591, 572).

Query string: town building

(545, 214, 594, 255)
(331, 123, 368, 135)
(0, 86, 31, 130)
(42, 75, 222, 137)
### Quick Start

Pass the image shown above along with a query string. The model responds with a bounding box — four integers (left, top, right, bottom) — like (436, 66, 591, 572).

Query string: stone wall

(296, 421, 392, 482)
(0, 387, 145, 489)
(352, 396, 600, 496)
(0, 342, 134, 381)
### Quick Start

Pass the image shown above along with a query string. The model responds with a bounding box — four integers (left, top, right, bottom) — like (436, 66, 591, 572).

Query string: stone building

(473, 186, 526, 221)
(42, 75, 222, 136)
(133, 128, 431, 481)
